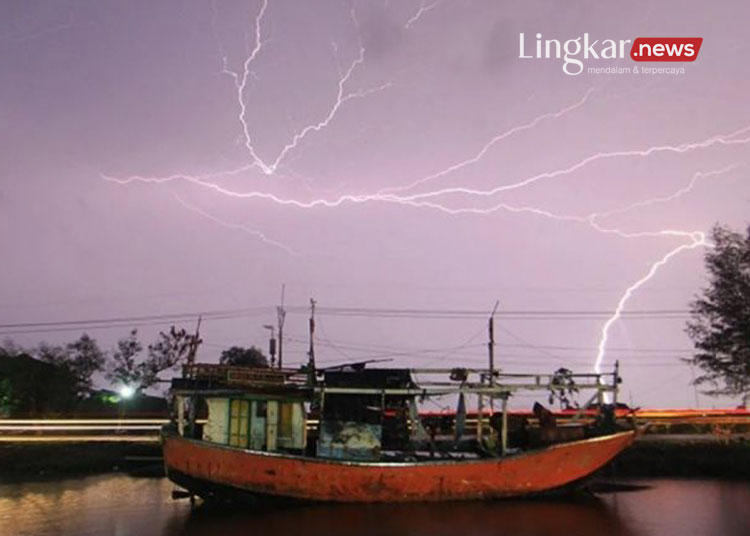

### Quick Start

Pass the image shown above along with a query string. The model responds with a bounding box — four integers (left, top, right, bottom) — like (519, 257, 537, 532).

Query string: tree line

(0, 326, 268, 417)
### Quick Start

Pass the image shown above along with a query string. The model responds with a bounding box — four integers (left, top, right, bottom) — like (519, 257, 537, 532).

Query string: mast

(277, 284, 286, 369)
(307, 298, 317, 383)
(187, 315, 202, 366)
(488, 300, 499, 385)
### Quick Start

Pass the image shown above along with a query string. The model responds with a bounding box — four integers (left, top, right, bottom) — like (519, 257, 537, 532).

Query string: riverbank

(3, 435, 750, 483)
(0, 441, 162, 483)
(611, 434, 750, 478)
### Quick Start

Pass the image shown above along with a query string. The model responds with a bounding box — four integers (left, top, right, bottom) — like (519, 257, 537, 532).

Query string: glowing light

(119, 385, 135, 399)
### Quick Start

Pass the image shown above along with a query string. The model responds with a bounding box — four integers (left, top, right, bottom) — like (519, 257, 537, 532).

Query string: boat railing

(182, 364, 308, 387)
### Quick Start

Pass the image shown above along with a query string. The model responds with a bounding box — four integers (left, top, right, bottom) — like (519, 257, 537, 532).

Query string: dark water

(2, 475, 750, 536)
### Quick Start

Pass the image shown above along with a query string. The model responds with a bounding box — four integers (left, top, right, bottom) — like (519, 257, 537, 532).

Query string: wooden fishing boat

(163, 357, 635, 503)
(163, 428, 633, 503)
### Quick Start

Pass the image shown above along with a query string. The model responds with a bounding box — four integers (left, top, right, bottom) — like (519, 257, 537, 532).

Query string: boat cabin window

(214, 397, 306, 452)
(228, 399, 250, 448)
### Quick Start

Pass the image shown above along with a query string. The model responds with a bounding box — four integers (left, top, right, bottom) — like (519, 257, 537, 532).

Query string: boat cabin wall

(203, 398, 228, 443)
(199, 396, 306, 453)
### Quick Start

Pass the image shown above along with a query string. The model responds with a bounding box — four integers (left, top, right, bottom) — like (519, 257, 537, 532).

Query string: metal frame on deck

(175, 362, 620, 457)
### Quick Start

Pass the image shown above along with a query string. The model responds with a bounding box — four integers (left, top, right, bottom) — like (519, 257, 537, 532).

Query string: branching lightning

(404, 0, 442, 29)
(592, 164, 741, 221)
(103, 1, 750, 382)
(395, 126, 750, 201)
(379, 88, 596, 195)
(593, 233, 707, 374)
(173, 195, 295, 254)
(214, 0, 392, 177)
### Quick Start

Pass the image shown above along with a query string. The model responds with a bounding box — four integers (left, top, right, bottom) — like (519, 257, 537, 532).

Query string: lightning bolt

(397, 125, 750, 201)
(105, 126, 747, 218)
(593, 232, 707, 374)
(379, 88, 595, 195)
(214, 0, 391, 177)
(404, 0, 442, 29)
(173, 195, 294, 254)
(592, 164, 741, 221)
(103, 2, 750, 384)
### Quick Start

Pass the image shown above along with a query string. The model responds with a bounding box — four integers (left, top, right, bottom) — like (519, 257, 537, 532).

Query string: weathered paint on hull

(163, 430, 635, 503)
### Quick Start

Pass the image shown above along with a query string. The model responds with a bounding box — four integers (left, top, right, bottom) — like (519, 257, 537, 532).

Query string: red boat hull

(163, 430, 635, 503)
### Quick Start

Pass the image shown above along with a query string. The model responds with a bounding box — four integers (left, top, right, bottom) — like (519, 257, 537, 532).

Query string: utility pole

(488, 300, 499, 386)
(277, 284, 286, 369)
(613, 360, 620, 407)
(263, 325, 276, 367)
(187, 315, 202, 366)
(307, 298, 317, 383)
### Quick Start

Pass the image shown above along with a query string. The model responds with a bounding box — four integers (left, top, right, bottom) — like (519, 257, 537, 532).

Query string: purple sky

(1, 0, 749, 408)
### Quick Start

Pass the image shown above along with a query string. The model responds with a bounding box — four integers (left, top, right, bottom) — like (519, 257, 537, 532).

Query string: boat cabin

(318, 368, 417, 460)
(173, 365, 307, 454)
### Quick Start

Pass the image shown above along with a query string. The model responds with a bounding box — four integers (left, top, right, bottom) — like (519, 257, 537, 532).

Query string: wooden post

(477, 390, 484, 447)
(266, 401, 278, 452)
(500, 394, 508, 456)
(176, 395, 185, 437)
(613, 360, 620, 407)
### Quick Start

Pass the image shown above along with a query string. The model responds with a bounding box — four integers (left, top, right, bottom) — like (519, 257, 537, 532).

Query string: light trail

(0, 419, 205, 425)
(0, 425, 162, 431)
(0, 436, 160, 443)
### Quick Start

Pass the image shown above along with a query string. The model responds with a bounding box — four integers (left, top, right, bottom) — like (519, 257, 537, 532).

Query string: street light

(119, 385, 135, 399)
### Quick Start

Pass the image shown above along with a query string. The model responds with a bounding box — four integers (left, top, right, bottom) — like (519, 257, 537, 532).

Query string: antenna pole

(277, 284, 286, 369)
(488, 300, 499, 386)
(187, 315, 202, 366)
(307, 298, 317, 382)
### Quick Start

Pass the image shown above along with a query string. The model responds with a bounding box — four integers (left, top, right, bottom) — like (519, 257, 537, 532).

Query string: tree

(143, 326, 201, 387)
(106, 329, 144, 388)
(106, 327, 200, 391)
(36, 334, 106, 397)
(687, 224, 750, 404)
(0, 345, 78, 416)
(66, 334, 106, 395)
(220, 346, 268, 367)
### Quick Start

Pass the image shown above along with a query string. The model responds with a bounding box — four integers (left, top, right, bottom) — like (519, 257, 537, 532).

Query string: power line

(282, 306, 693, 320)
(0, 304, 693, 329)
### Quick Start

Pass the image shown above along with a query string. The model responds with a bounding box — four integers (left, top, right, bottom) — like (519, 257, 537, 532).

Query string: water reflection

(167, 497, 635, 536)
(2, 475, 750, 536)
